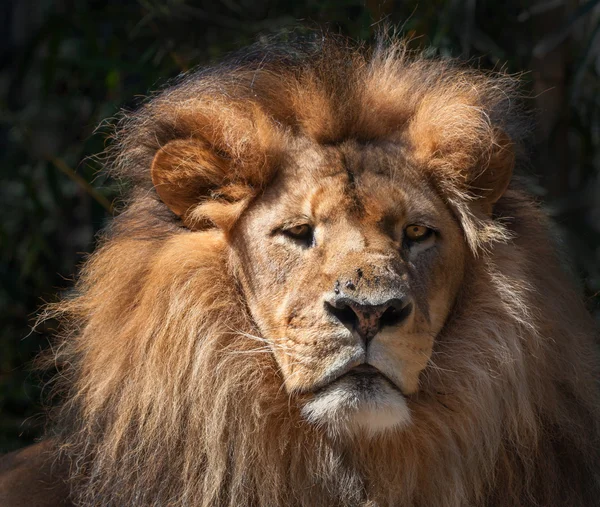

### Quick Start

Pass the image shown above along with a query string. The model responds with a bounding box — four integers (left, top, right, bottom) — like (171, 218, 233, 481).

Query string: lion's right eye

(405, 225, 432, 242)
(281, 224, 314, 246)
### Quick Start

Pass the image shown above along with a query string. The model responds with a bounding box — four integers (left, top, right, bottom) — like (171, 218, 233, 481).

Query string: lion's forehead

(267, 141, 442, 225)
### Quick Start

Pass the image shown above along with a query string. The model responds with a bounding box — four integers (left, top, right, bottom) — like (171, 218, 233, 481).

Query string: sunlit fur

(41, 34, 600, 506)
(301, 373, 412, 437)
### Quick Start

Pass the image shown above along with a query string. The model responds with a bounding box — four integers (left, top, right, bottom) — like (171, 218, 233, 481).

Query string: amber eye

(404, 224, 432, 242)
(282, 224, 313, 244)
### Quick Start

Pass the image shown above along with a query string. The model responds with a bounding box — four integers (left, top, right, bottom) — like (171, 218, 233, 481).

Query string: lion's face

(147, 46, 516, 439)
(231, 139, 466, 435)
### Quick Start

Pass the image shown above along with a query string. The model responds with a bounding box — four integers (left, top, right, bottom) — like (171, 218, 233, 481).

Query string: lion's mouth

(299, 361, 412, 435)
(346, 364, 404, 393)
(350, 364, 381, 375)
(309, 363, 404, 396)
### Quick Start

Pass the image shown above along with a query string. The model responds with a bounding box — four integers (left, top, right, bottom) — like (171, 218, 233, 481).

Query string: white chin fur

(300, 374, 411, 438)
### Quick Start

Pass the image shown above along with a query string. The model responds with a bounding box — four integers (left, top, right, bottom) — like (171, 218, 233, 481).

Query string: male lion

(1, 35, 600, 507)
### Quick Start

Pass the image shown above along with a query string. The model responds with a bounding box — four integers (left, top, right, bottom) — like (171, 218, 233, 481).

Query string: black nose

(324, 296, 413, 342)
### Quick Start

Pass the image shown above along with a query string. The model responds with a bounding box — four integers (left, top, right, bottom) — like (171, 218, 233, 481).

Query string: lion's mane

(44, 35, 600, 506)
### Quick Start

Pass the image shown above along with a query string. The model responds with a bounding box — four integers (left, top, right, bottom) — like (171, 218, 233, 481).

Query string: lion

(1, 34, 600, 507)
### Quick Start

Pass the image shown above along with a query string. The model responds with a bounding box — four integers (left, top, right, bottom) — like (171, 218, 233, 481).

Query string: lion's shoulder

(0, 441, 71, 507)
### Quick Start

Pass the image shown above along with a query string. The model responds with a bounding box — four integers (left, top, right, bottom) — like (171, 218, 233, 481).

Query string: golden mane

(42, 34, 600, 506)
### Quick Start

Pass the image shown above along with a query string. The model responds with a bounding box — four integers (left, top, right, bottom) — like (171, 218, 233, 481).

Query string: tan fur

(37, 34, 600, 506)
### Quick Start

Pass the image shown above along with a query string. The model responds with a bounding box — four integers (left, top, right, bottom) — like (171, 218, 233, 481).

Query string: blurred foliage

(1, 0, 599, 452)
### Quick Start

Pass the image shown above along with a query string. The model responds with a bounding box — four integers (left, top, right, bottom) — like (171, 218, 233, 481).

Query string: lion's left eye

(282, 224, 314, 245)
(404, 224, 433, 242)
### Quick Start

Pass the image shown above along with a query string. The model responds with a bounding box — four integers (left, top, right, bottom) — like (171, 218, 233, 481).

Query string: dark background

(1, 0, 599, 453)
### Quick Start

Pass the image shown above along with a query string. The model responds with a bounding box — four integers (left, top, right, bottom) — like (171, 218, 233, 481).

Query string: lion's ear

(151, 139, 254, 230)
(408, 96, 515, 216)
(151, 139, 226, 217)
(414, 128, 515, 216)
(467, 131, 515, 215)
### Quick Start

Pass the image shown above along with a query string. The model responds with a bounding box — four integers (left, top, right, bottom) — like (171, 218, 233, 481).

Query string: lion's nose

(324, 296, 413, 342)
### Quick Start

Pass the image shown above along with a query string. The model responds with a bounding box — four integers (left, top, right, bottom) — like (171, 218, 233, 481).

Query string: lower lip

(350, 365, 404, 393)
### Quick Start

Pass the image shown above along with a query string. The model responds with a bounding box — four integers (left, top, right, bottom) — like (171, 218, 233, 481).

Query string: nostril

(380, 300, 413, 328)
(324, 301, 358, 331)
(325, 296, 413, 340)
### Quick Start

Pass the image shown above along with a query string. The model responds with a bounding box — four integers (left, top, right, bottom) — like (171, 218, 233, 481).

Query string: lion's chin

(300, 368, 412, 438)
